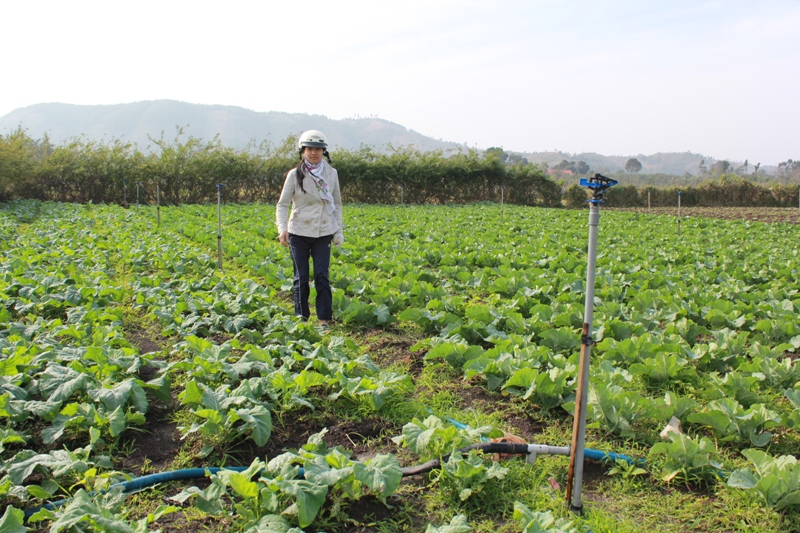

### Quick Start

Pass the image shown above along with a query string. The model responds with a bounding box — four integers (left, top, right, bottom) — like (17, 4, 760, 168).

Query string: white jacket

(276, 161, 343, 238)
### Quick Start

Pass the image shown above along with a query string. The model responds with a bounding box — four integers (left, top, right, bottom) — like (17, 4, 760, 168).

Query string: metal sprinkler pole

(136, 182, 140, 210)
(677, 191, 682, 237)
(566, 173, 617, 513)
(216, 184, 225, 269)
(501, 184, 505, 218)
(400, 185, 404, 206)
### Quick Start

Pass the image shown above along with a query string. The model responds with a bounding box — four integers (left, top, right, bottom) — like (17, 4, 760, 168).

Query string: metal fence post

(217, 183, 225, 269)
(157, 184, 161, 227)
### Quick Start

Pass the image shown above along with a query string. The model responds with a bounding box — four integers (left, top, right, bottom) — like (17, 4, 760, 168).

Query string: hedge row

(1, 128, 797, 208)
(0, 129, 561, 207)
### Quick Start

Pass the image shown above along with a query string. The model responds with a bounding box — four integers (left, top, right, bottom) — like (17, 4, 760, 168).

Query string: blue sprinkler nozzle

(580, 173, 618, 203)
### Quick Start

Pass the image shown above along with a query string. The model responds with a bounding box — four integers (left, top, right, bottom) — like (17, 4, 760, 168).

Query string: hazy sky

(3, 0, 798, 165)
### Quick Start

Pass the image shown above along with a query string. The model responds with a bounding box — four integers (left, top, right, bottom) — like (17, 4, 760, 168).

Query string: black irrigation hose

(400, 442, 532, 476)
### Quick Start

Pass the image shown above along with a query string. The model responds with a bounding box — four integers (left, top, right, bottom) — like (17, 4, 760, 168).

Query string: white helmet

(298, 130, 328, 149)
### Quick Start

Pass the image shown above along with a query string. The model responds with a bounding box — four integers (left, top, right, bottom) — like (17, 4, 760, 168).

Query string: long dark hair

(291, 147, 333, 194)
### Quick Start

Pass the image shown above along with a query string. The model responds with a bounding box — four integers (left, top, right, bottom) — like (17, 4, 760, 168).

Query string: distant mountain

(0, 100, 764, 175)
(0, 100, 463, 153)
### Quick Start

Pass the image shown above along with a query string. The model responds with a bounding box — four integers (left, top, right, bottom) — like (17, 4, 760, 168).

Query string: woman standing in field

(276, 130, 343, 328)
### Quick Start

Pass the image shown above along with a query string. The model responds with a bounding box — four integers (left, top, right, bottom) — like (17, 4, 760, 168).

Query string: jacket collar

(300, 165, 325, 200)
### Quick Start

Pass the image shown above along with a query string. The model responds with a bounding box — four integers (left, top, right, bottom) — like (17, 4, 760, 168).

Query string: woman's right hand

(279, 231, 289, 247)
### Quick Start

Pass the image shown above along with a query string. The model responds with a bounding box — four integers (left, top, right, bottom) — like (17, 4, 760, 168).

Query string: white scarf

(303, 159, 336, 214)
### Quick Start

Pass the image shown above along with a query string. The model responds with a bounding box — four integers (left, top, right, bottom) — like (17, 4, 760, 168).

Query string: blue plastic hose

(25, 466, 260, 518)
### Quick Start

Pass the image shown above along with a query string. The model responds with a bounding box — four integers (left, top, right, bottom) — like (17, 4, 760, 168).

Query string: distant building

(547, 169, 574, 176)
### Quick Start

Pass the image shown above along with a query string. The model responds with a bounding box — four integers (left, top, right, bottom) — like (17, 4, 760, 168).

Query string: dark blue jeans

(288, 233, 333, 321)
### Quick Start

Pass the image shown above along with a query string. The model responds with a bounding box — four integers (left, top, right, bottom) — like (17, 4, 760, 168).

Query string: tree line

(549, 156, 800, 188)
(564, 178, 799, 208)
(0, 128, 797, 208)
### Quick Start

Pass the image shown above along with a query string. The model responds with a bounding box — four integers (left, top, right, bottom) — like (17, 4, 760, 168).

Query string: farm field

(609, 206, 800, 225)
(1, 200, 799, 533)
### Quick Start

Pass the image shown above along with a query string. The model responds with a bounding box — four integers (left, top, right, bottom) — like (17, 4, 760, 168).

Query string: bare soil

(118, 400, 182, 475)
(352, 326, 423, 374)
(157, 513, 232, 533)
(322, 417, 401, 460)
